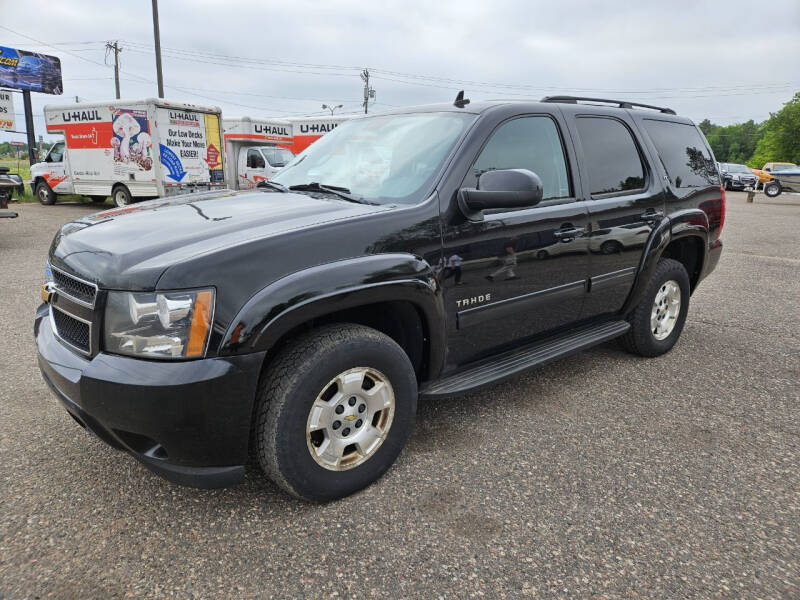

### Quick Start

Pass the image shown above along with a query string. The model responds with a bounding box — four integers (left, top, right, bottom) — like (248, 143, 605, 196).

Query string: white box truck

(33, 98, 225, 206)
(222, 116, 295, 190)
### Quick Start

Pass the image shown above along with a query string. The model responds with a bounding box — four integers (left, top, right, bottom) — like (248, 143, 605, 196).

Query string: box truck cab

(223, 116, 294, 190)
(32, 98, 225, 206)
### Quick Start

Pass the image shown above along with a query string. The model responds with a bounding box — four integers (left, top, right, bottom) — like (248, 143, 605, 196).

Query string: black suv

(35, 95, 724, 501)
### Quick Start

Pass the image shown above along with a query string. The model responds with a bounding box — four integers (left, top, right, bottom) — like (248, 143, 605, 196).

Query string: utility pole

(22, 90, 36, 165)
(151, 0, 165, 98)
(361, 69, 375, 114)
(106, 41, 122, 99)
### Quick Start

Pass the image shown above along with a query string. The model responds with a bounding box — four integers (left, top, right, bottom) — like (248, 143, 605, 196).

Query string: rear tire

(112, 185, 132, 207)
(764, 180, 782, 198)
(621, 258, 690, 357)
(36, 181, 56, 205)
(254, 323, 417, 501)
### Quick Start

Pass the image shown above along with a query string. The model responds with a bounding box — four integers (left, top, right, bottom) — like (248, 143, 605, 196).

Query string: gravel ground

(1, 192, 798, 599)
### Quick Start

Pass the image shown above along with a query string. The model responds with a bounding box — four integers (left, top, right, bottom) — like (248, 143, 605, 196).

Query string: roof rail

(541, 96, 676, 115)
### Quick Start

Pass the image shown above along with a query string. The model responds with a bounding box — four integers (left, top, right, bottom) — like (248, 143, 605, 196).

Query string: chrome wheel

(113, 189, 128, 207)
(306, 367, 395, 471)
(651, 279, 681, 340)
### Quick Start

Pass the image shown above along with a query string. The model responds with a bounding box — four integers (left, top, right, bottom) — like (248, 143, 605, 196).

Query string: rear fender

(219, 254, 446, 377)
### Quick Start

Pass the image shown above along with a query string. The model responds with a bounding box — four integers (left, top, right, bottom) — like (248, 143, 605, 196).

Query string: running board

(420, 320, 630, 398)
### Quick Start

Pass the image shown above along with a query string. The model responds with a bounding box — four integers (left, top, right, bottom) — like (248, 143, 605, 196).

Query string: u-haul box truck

(222, 116, 295, 190)
(286, 115, 351, 154)
(33, 98, 225, 206)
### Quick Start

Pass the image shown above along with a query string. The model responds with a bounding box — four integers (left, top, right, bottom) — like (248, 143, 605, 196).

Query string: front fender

(218, 253, 446, 375)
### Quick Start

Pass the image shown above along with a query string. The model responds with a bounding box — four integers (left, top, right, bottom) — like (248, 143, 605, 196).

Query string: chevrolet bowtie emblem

(343, 415, 357, 421)
(41, 283, 54, 304)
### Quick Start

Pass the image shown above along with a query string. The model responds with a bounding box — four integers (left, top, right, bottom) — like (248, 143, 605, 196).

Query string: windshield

(727, 164, 751, 174)
(262, 147, 294, 168)
(272, 112, 476, 204)
(773, 163, 797, 172)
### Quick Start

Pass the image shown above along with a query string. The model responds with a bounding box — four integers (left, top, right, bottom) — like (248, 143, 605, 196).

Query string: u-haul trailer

(222, 116, 295, 190)
(33, 98, 225, 206)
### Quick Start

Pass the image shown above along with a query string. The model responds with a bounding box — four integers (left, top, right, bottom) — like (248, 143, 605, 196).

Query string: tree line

(699, 92, 800, 167)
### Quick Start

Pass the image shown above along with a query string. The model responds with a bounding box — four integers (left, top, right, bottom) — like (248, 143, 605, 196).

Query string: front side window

(576, 117, 646, 196)
(272, 112, 475, 205)
(247, 149, 265, 169)
(642, 119, 719, 189)
(47, 141, 64, 163)
(469, 116, 571, 200)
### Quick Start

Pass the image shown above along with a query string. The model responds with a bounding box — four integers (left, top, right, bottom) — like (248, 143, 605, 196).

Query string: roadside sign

(0, 89, 13, 130)
(9, 141, 25, 147)
(0, 45, 63, 95)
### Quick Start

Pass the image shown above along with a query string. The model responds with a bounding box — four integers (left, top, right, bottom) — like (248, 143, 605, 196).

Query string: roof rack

(540, 96, 676, 115)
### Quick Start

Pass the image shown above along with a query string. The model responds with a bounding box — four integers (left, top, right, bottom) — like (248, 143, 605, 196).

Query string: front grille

(52, 268, 97, 306)
(52, 308, 91, 354)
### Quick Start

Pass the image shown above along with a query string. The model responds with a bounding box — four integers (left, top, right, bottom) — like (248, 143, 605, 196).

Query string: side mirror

(764, 167, 771, 172)
(459, 169, 543, 217)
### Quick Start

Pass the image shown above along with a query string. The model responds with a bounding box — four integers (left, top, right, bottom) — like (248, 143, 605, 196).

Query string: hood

(49, 189, 389, 290)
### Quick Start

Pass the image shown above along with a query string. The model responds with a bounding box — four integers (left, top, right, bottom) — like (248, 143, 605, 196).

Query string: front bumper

(35, 304, 265, 488)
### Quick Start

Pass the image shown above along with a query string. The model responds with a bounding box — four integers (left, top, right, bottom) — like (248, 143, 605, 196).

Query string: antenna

(454, 90, 470, 108)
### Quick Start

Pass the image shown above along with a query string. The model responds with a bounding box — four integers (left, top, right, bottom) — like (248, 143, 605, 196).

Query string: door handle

(553, 227, 585, 240)
(640, 210, 664, 221)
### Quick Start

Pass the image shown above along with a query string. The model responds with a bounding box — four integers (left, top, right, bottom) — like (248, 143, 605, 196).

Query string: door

(43, 141, 73, 194)
(441, 114, 590, 367)
(565, 112, 665, 318)
(243, 148, 266, 188)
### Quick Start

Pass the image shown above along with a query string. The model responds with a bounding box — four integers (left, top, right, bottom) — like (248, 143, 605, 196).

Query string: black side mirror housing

(459, 169, 543, 218)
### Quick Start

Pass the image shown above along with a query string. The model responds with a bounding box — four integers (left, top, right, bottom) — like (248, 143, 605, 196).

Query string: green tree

(749, 92, 800, 167)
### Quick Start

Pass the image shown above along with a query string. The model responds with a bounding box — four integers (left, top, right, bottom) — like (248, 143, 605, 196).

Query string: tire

(764, 180, 782, 198)
(90, 196, 107, 204)
(112, 185, 132, 207)
(620, 258, 690, 357)
(537, 249, 548, 260)
(254, 323, 417, 501)
(35, 181, 56, 205)
(724, 180, 731, 191)
(600, 240, 622, 255)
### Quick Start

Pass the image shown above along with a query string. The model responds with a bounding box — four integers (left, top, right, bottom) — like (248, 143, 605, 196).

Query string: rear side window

(576, 117, 645, 196)
(642, 119, 719, 189)
(471, 116, 571, 200)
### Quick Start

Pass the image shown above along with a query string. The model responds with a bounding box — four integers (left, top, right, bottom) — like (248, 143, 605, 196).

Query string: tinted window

(576, 117, 645, 195)
(247, 148, 265, 169)
(471, 116, 571, 200)
(642, 119, 719, 189)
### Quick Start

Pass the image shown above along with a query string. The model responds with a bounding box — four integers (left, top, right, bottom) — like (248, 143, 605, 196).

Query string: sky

(1, 0, 798, 144)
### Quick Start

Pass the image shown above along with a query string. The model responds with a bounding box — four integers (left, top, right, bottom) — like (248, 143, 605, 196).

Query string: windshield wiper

(256, 180, 289, 193)
(288, 182, 378, 205)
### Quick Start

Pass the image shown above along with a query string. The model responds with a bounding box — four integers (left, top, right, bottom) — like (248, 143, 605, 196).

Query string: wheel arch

(218, 254, 447, 381)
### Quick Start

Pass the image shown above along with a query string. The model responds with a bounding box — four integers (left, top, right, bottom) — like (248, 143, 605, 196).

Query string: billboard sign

(0, 90, 14, 130)
(0, 46, 63, 95)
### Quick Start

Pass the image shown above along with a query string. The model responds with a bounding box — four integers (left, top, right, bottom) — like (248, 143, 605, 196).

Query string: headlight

(104, 288, 215, 359)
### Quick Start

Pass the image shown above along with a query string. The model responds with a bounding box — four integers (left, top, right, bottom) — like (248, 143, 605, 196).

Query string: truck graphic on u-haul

(32, 98, 225, 206)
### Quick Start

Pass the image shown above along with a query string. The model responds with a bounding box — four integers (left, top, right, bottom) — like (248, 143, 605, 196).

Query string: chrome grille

(51, 307, 91, 355)
(52, 267, 97, 307)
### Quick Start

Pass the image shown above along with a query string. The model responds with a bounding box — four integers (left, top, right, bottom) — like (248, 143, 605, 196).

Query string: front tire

(112, 185, 132, 207)
(36, 181, 55, 205)
(254, 324, 417, 501)
(621, 258, 690, 357)
(764, 180, 782, 198)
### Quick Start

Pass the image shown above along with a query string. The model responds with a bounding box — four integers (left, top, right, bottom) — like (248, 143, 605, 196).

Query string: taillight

(717, 184, 726, 240)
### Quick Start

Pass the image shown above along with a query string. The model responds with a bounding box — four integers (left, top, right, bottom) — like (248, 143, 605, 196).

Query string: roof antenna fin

(454, 90, 470, 108)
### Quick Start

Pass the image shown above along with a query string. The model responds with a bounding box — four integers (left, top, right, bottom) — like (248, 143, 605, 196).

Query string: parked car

(719, 162, 758, 190)
(751, 162, 798, 187)
(35, 95, 724, 501)
(763, 165, 800, 198)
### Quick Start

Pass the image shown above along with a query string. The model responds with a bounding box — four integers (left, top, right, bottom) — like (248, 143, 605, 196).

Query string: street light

(322, 103, 343, 115)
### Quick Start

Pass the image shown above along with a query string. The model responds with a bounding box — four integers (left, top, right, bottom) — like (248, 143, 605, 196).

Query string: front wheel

(764, 180, 782, 198)
(621, 258, 690, 357)
(112, 185, 132, 207)
(36, 181, 55, 205)
(254, 324, 417, 501)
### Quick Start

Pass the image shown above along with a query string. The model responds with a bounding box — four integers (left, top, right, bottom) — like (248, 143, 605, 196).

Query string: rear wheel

(621, 258, 690, 357)
(36, 181, 55, 205)
(112, 185, 132, 207)
(254, 323, 417, 501)
(764, 180, 782, 198)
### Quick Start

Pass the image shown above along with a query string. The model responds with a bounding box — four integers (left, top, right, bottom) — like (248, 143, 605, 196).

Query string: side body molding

(620, 208, 710, 315)
(218, 254, 447, 376)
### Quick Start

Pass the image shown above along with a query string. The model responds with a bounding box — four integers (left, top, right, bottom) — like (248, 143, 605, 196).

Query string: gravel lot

(1, 192, 798, 599)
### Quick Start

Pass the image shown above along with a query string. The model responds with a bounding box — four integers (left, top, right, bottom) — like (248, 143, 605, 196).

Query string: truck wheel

(90, 196, 107, 204)
(764, 181, 782, 198)
(36, 181, 56, 205)
(254, 323, 417, 501)
(621, 258, 690, 357)
(112, 186, 132, 207)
